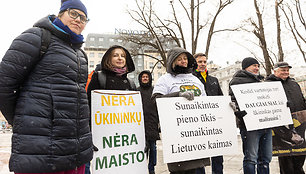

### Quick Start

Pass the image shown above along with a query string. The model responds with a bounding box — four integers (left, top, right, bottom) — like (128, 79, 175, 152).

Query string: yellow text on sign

(101, 95, 135, 106)
(95, 111, 142, 125)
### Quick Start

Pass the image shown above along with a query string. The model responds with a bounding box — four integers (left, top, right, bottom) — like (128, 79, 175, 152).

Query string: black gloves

(144, 141, 150, 158)
(93, 145, 99, 151)
(234, 110, 247, 118)
(229, 102, 247, 118)
(287, 101, 291, 108)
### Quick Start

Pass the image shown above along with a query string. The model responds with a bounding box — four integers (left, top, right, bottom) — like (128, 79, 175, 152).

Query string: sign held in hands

(156, 96, 238, 163)
(230, 81, 292, 131)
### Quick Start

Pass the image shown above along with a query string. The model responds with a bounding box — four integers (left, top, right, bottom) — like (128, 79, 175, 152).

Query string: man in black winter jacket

(137, 70, 160, 174)
(193, 53, 223, 174)
(266, 62, 306, 174)
(229, 57, 272, 174)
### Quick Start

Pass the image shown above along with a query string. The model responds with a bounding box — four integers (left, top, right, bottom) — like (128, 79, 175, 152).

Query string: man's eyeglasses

(67, 9, 89, 24)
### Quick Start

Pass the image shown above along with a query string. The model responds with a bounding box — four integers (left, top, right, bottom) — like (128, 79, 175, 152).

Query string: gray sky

(0, 0, 138, 33)
(0, 0, 305, 67)
(0, 0, 136, 59)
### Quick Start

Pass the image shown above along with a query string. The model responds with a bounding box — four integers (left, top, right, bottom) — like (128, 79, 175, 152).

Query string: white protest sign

(91, 90, 147, 174)
(230, 81, 292, 131)
(156, 96, 238, 163)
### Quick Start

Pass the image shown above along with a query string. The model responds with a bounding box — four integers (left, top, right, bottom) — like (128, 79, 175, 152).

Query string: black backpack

(38, 28, 51, 58)
(38, 27, 88, 61)
(20, 28, 50, 84)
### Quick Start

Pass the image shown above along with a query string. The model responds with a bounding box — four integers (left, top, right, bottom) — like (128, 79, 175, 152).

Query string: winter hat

(60, 0, 88, 17)
(242, 57, 259, 69)
(273, 62, 292, 69)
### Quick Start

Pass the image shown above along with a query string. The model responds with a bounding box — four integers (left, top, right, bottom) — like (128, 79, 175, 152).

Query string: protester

(152, 47, 207, 174)
(86, 45, 136, 172)
(0, 0, 93, 173)
(193, 53, 224, 174)
(86, 45, 136, 94)
(266, 62, 306, 174)
(137, 70, 160, 174)
(229, 57, 272, 174)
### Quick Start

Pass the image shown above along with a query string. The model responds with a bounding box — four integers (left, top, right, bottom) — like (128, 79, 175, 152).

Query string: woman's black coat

(0, 15, 93, 173)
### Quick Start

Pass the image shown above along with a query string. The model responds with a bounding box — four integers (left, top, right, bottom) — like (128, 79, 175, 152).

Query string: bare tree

(158, 0, 235, 56)
(123, 0, 169, 68)
(246, 0, 273, 75)
(280, 0, 306, 62)
(123, 0, 235, 70)
(167, 0, 206, 54)
(204, 0, 234, 57)
(275, 0, 284, 62)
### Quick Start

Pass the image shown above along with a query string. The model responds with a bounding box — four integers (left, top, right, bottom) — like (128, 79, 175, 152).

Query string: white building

(210, 61, 242, 95)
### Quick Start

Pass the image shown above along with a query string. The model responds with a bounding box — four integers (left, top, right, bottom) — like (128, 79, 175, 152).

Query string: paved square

(1, 132, 305, 174)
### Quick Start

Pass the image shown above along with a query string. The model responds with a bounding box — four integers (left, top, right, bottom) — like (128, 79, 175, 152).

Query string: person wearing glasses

(0, 0, 92, 174)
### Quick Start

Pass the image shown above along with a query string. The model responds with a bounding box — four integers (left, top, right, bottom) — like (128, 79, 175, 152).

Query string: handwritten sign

(156, 96, 238, 163)
(91, 90, 147, 174)
(230, 81, 292, 131)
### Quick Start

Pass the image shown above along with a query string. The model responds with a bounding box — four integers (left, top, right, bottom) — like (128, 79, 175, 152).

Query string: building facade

(210, 61, 242, 95)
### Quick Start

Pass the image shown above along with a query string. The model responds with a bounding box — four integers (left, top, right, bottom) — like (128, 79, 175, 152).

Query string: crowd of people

(0, 0, 305, 174)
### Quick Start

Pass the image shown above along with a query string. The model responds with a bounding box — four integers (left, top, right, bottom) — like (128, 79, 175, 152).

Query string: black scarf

(173, 65, 189, 74)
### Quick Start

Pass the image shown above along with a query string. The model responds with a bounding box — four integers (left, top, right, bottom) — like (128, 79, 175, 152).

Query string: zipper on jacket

(76, 49, 81, 165)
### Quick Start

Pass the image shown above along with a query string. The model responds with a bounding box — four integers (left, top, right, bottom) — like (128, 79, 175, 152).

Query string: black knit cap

(60, 0, 87, 17)
(242, 57, 259, 69)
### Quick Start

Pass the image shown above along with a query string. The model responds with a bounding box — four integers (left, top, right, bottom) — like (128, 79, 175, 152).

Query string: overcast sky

(0, 0, 136, 59)
(0, 0, 304, 67)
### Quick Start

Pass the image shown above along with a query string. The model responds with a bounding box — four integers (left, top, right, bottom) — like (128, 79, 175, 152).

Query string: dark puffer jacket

(0, 15, 93, 173)
(137, 71, 160, 141)
(266, 74, 306, 113)
(229, 70, 264, 129)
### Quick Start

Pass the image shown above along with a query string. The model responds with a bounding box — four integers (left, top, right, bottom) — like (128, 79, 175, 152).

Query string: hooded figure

(137, 70, 160, 174)
(166, 47, 197, 75)
(0, 0, 92, 173)
(153, 47, 205, 98)
(152, 47, 207, 174)
(137, 71, 159, 140)
(87, 45, 135, 93)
